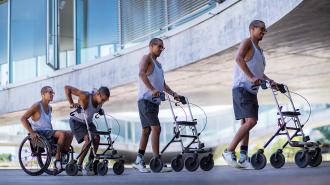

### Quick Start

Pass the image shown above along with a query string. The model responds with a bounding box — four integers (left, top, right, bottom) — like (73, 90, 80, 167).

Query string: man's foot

(222, 149, 240, 168)
(132, 160, 150, 173)
(237, 158, 253, 169)
(53, 160, 62, 176)
(76, 165, 83, 176)
(160, 164, 172, 173)
(85, 160, 96, 176)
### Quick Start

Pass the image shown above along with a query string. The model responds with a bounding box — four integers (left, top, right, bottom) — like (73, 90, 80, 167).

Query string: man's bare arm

(20, 103, 39, 134)
(64, 85, 87, 108)
(139, 55, 157, 94)
(236, 39, 259, 84)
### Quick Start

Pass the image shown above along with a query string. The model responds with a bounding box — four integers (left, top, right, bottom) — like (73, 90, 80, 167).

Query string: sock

(135, 149, 145, 163)
(240, 146, 248, 162)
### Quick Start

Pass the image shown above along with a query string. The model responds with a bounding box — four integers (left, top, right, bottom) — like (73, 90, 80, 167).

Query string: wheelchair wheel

(185, 155, 199, 172)
(97, 160, 108, 176)
(171, 155, 184, 172)
(200, 154, 214, 171)
(295, 150, 311, 168)
(150, 156, 163, 173)
(270, 151, 285, 169)
(65, 160, 78, 176)
(18, 135, 52, 176)
(113, 160, 125, 175)
(251, 150, 267, 170)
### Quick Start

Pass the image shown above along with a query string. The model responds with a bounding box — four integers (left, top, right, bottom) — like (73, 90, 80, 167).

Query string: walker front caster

(251, 149, 267, 170)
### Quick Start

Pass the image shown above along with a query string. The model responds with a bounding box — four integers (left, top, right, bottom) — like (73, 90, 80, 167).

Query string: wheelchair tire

(19, 135, 52, 176)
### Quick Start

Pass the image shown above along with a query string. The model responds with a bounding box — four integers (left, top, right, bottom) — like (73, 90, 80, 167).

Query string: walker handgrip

(277, 84, 287, 93)
(179, 96, 187, 104)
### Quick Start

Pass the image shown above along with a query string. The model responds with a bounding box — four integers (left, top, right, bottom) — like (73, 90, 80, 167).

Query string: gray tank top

(137, 57, 165, 104)
(233, 40, 266, 94)
(71, 92, 102, 124)
(29, 102, 53, 131)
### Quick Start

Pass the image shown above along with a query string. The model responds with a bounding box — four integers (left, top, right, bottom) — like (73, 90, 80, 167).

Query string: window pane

(76, 0, 119, 64)
(10, 0, 47, 83)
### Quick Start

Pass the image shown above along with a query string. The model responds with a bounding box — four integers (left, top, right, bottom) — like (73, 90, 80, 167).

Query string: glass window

(0, 1, 8, 86)
(76, 0, 119, 64)
(10, 0, 47, 83)
(59, 0, 75, 68)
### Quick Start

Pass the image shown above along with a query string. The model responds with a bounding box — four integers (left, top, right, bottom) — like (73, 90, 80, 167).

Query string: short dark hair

(98, 86, 110, 97)
(149, 38, 163, 46)
(249, 20, 265, 30)
(41, 86, 52, 95)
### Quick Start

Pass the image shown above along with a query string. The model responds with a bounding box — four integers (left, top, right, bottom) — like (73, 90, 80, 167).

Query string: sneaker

(132, 160, 150, 173)
(77, 165, 83, 176)
(84, 160, 96, 176)
(238, 157, 253, 169)
(222, 149, 240, 168)
(160, 164, 172, 173)
(53, 160, 62, 176)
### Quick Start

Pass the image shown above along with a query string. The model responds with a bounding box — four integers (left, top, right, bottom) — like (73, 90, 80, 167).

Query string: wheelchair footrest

(95, 131, 110, 135)
(176, 121, 197, 126)
(280, 111, 301, 117)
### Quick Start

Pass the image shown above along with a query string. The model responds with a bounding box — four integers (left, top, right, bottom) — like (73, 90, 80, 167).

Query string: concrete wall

(0, 0, 303, 115)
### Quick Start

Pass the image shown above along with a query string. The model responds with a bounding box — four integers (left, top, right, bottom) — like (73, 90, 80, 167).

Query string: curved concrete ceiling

(103, 0, 330, 113)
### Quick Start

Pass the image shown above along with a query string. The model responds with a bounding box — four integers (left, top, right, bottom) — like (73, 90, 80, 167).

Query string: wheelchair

(18, 133, 74, 176)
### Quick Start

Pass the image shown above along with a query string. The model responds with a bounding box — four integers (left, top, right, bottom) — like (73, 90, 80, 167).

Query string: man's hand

(249, 76, 261, 85)
(30, 132, 40, 141)
(152, 89, 160, 97)
(173, 92, 181, 101)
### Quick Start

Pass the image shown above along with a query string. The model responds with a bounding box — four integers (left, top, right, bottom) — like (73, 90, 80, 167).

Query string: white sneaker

(222, 150, 240, 168)
(132, 160, 150, 173)
(160, 164, 172, 173)
(238, 158, 253, 169)
(76, 165, 83, 176)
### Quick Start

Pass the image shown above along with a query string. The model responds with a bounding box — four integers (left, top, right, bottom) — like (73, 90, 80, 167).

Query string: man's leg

(239, 119, 249, 162)
(227, 118, 257, 152)
(138, 127, 151, 156)
(78, 135, 91, 166)
(150, 125, 161, 157)
(63, 131, 73, 152)
(88, 135, 100, 160)
(53, 131, 66, 161)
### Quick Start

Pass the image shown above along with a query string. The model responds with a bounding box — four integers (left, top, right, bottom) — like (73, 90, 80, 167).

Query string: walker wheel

(97, 160, 108, 176)
(150, 156, 163, 173)
(294, 150, 310, 168)
(113, 160, 125, 175)
(251, 152, 267, 170)
(185, 155, 199, 172)
(270, 152, 285, 169)
(200, 154, 214, 171)
(171, 155, 184, 172)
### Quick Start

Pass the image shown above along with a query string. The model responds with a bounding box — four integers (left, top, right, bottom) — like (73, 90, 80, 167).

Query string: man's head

(149, 38, 164, 57)
(41, 86, 54, 102)
(95, 86, 110, 104)
(249, 20, 267, 41)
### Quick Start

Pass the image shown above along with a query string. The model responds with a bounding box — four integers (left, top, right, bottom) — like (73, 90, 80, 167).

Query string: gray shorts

(138, 99, 160, 128)
(36, 130, 56, 145)
(232, 87, 259, 120)
(69, 118, 97, 144)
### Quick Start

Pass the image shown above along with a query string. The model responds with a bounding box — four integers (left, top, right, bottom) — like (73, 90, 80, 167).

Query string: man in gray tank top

(21, 86, 73, 175)
(64, 85, 110, 176)
(222, 20, 278, 168)
(133, 38, 182, 173)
